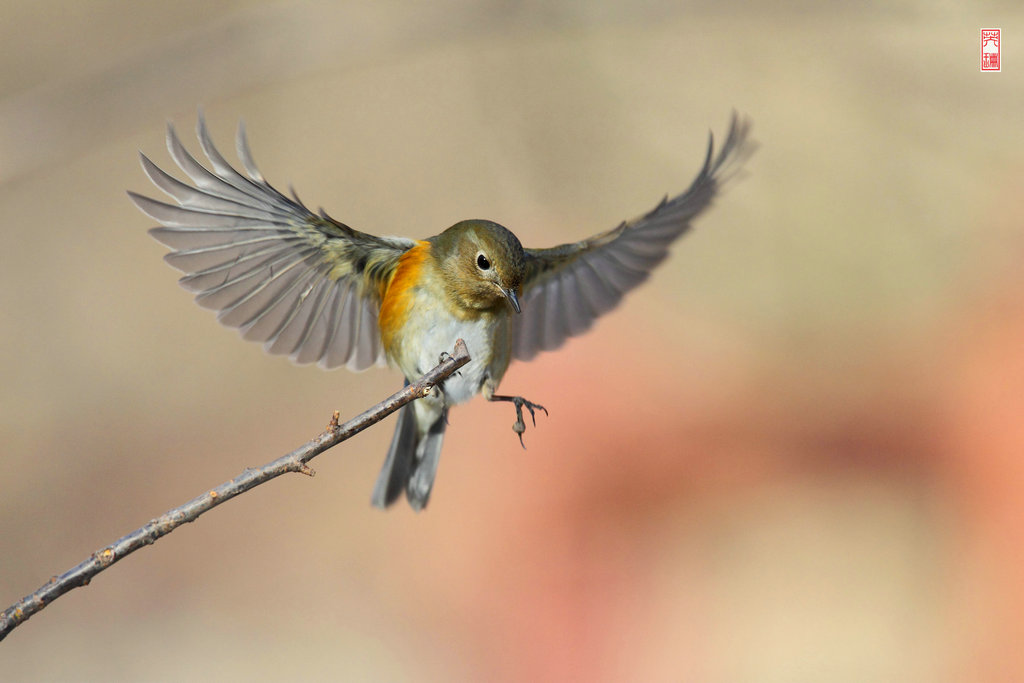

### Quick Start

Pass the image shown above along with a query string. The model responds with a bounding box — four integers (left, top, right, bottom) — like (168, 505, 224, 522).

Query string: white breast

(421, 315, 497, 404)
(392, 298, 505, 406)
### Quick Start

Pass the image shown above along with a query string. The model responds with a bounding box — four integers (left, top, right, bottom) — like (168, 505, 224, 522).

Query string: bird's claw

(519, 397, 548, 427)
(490, 394, 547, 449)
(513, 418, 526, 448)
(438, 351, 462, 377)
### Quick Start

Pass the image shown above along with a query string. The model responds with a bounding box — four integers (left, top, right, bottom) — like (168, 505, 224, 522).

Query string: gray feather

(130, 114, 414, 371)
(511, 113, 755, 361)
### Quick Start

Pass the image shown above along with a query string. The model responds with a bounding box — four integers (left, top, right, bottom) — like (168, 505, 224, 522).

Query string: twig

(0, 339, 470, 643)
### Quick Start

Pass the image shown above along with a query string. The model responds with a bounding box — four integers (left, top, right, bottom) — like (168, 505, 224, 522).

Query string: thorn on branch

(94, 549, 115, 567)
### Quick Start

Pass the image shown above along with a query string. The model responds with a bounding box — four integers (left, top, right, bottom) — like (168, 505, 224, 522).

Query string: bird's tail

(371, 401, 447, 511)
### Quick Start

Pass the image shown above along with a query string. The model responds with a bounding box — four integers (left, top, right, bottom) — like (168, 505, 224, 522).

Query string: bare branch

(0, 339, 471, 643)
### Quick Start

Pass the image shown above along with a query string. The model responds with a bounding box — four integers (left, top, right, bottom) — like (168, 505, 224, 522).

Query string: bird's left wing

(510, 113, 755, 361)
(129, 114, 413, 371)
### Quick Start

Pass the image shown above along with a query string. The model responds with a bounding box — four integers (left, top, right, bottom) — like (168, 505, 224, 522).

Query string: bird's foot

(488, 394, 548, 448)
(438, 351, 462, 377)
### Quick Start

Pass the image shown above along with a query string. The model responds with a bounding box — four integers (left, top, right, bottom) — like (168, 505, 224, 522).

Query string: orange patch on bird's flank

(379, 241, 431, 352)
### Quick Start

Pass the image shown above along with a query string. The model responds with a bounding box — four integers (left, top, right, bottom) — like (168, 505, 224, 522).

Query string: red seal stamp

(981, 28, 1001, 72)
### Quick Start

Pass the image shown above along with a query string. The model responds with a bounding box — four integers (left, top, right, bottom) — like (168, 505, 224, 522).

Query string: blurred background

(1, 1, 1022, 680)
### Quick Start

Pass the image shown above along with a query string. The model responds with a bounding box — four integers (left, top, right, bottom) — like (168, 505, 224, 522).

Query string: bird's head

(432, 219, 525, 314)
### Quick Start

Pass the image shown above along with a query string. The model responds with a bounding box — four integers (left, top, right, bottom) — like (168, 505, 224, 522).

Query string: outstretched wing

(129, 114, 413, 371)
(510, 112, 755, 361)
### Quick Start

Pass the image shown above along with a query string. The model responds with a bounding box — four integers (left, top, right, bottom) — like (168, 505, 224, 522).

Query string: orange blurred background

(2, 2, 1023, 680)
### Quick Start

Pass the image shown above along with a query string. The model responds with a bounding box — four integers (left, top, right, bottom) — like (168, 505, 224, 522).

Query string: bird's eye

(476, 253, 491, 270)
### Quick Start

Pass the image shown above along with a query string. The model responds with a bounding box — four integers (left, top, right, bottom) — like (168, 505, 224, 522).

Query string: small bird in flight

(130, 112, 753, 511)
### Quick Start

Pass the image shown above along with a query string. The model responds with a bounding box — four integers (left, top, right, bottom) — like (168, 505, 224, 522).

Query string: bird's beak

(502, 287, 521, 314)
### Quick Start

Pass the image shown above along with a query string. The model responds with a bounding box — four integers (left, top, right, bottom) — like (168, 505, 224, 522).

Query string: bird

(129, 112, 754, 511)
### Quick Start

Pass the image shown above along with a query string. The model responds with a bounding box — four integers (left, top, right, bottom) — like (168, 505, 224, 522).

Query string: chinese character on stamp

(981, 28, 1001, 72)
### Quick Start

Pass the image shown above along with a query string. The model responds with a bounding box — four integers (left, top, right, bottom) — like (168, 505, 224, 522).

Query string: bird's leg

(437, 351, 462, 377)
(427, 351, 460, 400)
(487, 394, 548, 448)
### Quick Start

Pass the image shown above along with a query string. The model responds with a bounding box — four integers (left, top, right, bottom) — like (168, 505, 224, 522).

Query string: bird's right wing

(129, 114, 413, 371)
